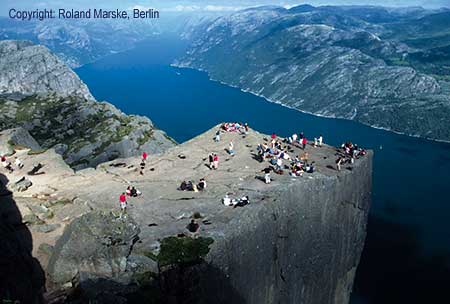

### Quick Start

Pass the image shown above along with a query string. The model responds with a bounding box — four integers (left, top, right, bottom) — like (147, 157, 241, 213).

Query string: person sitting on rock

(186, 219, 200, 238)
(197, 178, 207, 191)
(14, 157, 24, 169)
(126, 186, 132, 196)
(262, 167, 272, 184)
(305, 162, 315, 173)
(223, 194, 232, 206)
(179, 181, 188, 191)
(1, 156, 13, 173)
(130, 186, 141, 197)
(276, 157, 283, 171)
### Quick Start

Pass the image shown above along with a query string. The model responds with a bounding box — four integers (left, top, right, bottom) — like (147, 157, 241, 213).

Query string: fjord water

(76, 39, 450, 303)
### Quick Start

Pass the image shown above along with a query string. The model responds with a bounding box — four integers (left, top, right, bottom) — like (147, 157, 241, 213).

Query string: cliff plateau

(0, 125, 372, 304)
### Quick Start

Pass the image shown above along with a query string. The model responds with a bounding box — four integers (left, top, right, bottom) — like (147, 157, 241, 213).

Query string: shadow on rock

(63, 262, 246, 304)
(0, 173, 46, 303)
(351, 215, 450, 304)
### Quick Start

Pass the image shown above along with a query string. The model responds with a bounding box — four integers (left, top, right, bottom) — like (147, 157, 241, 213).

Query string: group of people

(221, 122, 249, 134)
(256, 132, 321, 183)
(179, 178, 207, 192)
(1, 155, 24, 173)
(335, 142, 366, 171)
(119, 151, 149, 214)
(222, 194, 250, 208)
(119, 185, 142, 216)
(208, 153, 219, 169)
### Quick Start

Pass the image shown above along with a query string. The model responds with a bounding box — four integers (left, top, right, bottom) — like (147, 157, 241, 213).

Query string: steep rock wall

(196, 152, 372, 303)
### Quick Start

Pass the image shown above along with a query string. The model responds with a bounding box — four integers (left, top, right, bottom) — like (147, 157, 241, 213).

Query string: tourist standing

(119, 192, 127, 217)
(213, 154, 219, 169)
(302, 137, 307, 150)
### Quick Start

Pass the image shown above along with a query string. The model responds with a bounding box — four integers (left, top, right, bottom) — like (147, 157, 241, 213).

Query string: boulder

(0, 127, 41, 155)
(47, 211, 140, 285)
(32, 223, 61, 233)
(38, 243, 54, 256)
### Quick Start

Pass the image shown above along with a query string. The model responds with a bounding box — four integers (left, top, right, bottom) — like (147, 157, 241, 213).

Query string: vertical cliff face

(192, 152, 372, 303)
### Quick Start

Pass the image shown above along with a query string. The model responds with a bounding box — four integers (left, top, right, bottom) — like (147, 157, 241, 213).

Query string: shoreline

(171, 63, 450, 145)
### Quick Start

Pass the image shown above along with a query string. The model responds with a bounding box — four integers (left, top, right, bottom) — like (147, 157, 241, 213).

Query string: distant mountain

(0, 13, 219, 68)
(0, 40, 175, 169)
(175, 5, 450, 141)
(0, 40, 93, 99)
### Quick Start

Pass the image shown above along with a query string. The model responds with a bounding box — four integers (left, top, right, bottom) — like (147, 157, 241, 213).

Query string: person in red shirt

(302, 137, 307, 150)
(213, 154, 219, 170)
(119, 192, 127, 216)
(271, 133, 277, 139)
(142, 151, 148, 161)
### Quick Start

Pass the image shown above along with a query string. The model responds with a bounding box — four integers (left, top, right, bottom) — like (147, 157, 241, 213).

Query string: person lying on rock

(233, 196, 250, 208)
(228, 141, 235, 156)
(27, 163, 43, 175)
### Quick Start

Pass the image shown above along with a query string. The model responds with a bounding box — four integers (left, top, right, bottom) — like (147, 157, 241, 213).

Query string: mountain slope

(0, 40, 93, 100)
(0, 40, 175, 168)
(175, 6, 450, 141)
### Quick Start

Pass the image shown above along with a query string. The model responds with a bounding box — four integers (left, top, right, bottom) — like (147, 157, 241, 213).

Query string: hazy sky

(1, 0, 449, 15)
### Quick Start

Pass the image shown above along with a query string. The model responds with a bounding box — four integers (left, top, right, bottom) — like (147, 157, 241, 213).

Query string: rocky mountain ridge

(0, 40, 93, 100)
(175, 5, 450, 141)
(0, 40, 175, 169)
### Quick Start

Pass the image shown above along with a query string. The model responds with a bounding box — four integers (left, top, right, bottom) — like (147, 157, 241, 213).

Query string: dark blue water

(76, 38, 450, 303)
